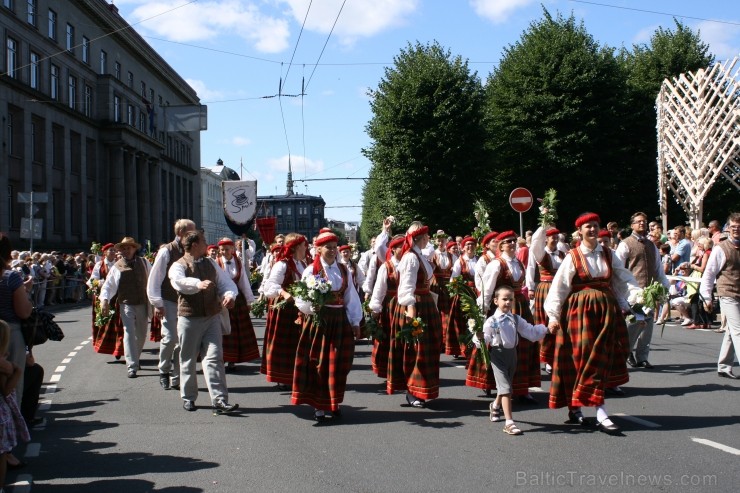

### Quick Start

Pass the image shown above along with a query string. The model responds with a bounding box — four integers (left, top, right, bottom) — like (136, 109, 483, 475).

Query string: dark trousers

(22, 362, 44, 423)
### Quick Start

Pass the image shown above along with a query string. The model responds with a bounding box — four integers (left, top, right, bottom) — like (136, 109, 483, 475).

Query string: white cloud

(632, 25, 659, 46)
(268, 155, 324, 174)
(281, 0, 418, 46)
(696, 20, 740, 61)
(127, 1, 290, 53)
(321, 89, 335, 96)
(185, 78, 224, 101)
(232, 136, 251, 146)
(470, 0, 538, 24)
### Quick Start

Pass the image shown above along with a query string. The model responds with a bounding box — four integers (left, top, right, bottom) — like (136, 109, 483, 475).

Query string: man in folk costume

(100, 237, 152, 378)
(615, 212, 669, 371)
(446, 236, 478, 358)
(368, 235, 405, 379)
(358, 236, 376, 279)
(146, 219, 195, 390)
(526, 226, 565, 375)
(293, 230, 362, 422)
(217, 238, 260, 372)
(545, 213, 640, 435)
(701, 212, 740, 380)
(169, 231, 239, 414)
(261, 234, 308, 390)
(479, 231, 540, 405)
(430, 232, 453, 351)
(88, 243, 124, 360)
(388, 222, 443, 408)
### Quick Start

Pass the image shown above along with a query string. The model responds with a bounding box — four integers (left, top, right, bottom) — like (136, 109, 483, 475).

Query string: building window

(113, 95, 120, 122)
(6, 37, 17, 79)
(51, 124, 63, 170)
(47, 9, 56, 40)
(149, 88, 155, 104)
(3, 1, 13, 11)
(84, 85, 92, 117)
(313, 206, 321, 214)
(50, 63, 59, 100)
(313, 217, 318, 228)
(7, 112, 14, 156)
(127, 104, 134, 126)
(277, 207, 282, 216)
(31, 116, 44, 164)
(140, 81, 146, 98)
(29, 51, 39, 89)
(65, 23, 74, 52)
(27, 0, 37, 26)
(138, 112, 146, 132)
(286, 207, 292, 216)
(68, 75, 76, 109)
(70, 131, 81, 174)
(114, 61, 120, 79)
(127, 71, 133, 88)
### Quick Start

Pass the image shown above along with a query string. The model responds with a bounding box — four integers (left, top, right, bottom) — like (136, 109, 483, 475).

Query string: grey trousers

(119, 303, 149, 371)
(158, 300, 181, 383)
(717, 297, 740, 373)
(178, 314, 228, 406)
(627, 317, 654, 363)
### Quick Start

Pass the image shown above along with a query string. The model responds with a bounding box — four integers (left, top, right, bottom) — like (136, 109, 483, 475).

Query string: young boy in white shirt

(482, 285, 551, 435)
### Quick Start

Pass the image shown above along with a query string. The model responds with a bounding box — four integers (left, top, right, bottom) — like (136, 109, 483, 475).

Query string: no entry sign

(509, 187, 533, 213)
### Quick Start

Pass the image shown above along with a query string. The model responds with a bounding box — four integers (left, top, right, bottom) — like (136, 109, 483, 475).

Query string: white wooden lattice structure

(656, 56, 740, 228)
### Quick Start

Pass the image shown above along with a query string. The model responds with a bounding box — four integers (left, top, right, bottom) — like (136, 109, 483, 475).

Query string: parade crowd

(0, 209, 738, 490)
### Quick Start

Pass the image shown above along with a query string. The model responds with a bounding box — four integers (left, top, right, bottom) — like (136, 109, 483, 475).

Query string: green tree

(619, 20, 717, 224)
(360, 41, 488, 243)
(484, 9, 630, 229)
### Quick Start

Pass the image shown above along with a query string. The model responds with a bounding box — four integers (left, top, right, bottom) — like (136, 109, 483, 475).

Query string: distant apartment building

(1, 0, 204, 250)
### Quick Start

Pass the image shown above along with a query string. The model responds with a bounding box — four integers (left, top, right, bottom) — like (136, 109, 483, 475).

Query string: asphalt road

(7, 303, 739, 493)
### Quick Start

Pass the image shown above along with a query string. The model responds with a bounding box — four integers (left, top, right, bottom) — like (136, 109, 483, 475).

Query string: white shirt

(295, 259, 362, 327)
(700, 242, 736, 300)
(262, 259, 306, 299)
(526, 226, 564, 291)
(358, 249, 374, 277)
(433, 249, 453, 270)
(450, 254, 478, 280)
(217, 256, 255, 302)
(362, 253, 380, 295)
(397, 246, 434, 307)
(369, 257, 400, 314)
(544, 243, 640, 324)
(99, 257, 152, 303)
(146, 240, 179, 308)
(474, 252, 495, 294)
(88, 258, 117, 289)
(479, 253, 524, 310)
(168, 257, 237, 301)
(483, 309, 547, 349)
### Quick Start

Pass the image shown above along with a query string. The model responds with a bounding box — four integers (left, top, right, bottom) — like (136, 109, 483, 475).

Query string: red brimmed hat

(270, 243, 282, 253)
(338, 245, 352, 252)
(446, 241, 459, 250)
(575, 212, 601, 228)
(598, 230, 611, 238)
(387, 235, 406, 260)
(460, 236, 476, 247)
(101, 243, 115, 252)
(545, 228, 560, 237)
(482, 231, 498, 246)
(496, 230, 516, 242)
(217, 238, 234, 247)
(207, 244, 218, 251)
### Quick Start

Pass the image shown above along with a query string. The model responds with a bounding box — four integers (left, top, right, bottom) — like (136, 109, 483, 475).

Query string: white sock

(596, 405, 609, 423)
(505, 419, 515, 426)
(315, 409, 325, 417)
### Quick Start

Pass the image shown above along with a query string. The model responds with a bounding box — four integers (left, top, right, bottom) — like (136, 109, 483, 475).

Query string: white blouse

(217, 256, 255, 303)
(262, 259, 306, 300)
(369, 257, 400, 314)
(397, 246, 434, 307)
(296, 259, 362, 327)
(479, 253, 523, 309)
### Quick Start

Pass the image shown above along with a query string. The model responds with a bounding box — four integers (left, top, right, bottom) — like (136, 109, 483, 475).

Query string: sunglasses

(501, 238, 516, 244)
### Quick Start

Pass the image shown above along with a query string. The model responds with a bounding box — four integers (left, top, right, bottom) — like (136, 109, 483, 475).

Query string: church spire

(286, 156, 294, 196)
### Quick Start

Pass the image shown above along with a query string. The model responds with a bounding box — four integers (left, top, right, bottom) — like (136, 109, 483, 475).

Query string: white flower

(387, 215, 395, 223)
(467, 319, 476, 330)
(306, 276, 316, 288)
(318, 283, 330, 294)
(642, 306, 653, 316)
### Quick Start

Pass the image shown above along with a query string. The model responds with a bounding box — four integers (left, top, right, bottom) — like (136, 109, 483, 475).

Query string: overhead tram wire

(568, 0, 740, 27)
(283, 0, 313, 91)
(305, 0, 348, 92)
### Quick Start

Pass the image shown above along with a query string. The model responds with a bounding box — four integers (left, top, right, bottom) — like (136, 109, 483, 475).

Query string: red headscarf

(545, 228, 560, 237)
(276, 235, 307, 275)
(386, 235, 406, 261)
(401, 225, 429, 257)
(312, 231, 339, 273)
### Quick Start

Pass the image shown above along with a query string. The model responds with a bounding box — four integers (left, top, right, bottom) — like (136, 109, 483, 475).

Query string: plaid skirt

(387, 293, 442, 400)
(549, 286, 630, 409)
(533, 281, 554, 364)
(465, 346, 496, 390)
(261, 300, 301, 385)
(92, 296, 124, 357)
(372, 294, 397, 379)
(291, 306, 355, 411)
(445, 291, 472, 356)
(223, 292, 261, 363)
(431, 276, 451, 350)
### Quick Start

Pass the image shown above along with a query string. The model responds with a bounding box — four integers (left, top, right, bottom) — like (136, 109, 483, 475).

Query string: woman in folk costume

(474, 231, 499, 294)
(338, 245, 365, 296)
(368, 235, 405, 378)
(261, 235, 308, 391)
(87, 243, 124, 360)
(216, 238, 260, 371)
(544, 213, 639, 435)
(387, 222, 443, 408)
(526, 227, 565, 374)
(445, 236, 478, 358)
(478, 231, 540, 404)
(430, 233, 453, 352)
(292, 230, 362, 422)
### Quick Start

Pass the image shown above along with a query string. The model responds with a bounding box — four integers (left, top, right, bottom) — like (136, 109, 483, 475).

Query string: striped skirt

(387, 293, 442, 400)
(223, 292, 261, 363)
(291, 306, 355, 412)
(261, 300, 301, 385)
(549, 286, 630, 409)
(445, 289, 473, 356)
(431, 276, 451, 351)
(372, 294, 397, 379)
(533, 281, 554, 364)
(92, 296, 124, 357)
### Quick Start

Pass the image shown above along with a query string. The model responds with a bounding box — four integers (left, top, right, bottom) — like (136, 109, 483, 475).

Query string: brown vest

(176, 255, 221, 318)
(161, 240, 185, 303)
(537, 250, 564, 282)
(115, 257, 148, 305)
(716, 241, 740, 299)
(623, 235, 658, 288)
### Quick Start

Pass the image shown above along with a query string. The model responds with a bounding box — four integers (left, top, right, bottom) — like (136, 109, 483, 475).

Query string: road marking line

(8, 474, 32, 492)
(44, 384, 57, 394)
(529, 387, 546, 393)
(80, 340, 90, 345)
(454, 364, 465, 368)
(61, 358, 71, 364)
(68, 351, 77, 357)
(691, 438, 740, 456)
(74, 346, 83, 350)
(38, 399, 52, 411)
(24, 443, 41, 458)
(54, 366, 66, 373)
(49, 374, 61, 383)
(612, 413, 662, 428)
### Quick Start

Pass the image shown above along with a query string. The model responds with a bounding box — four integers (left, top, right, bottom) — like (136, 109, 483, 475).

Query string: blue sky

(114, 0, 740, 224)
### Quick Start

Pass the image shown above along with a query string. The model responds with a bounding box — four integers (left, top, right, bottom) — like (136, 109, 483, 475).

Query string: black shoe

(567, 410, 586, 425)
(183, 400, 196, 412)
(637, 360, 654, 369)
(626, 353, 637, 367)
(605, 386, 626, 397)
(7, 459, 28, 470)
(314, 410, 327, 423)
(26, 417, 44, 428)
(517, 394, 538, 406)
(225, 362, 236, 373)
(128, 370, 137, 378)
(213, 401, 239, 415)
(597, 419, 621, 435)
(159, 373, 171, 390)
(276, 383, 291, 391)
(170, 383, 180, 390)
(718, 370, 739, 380)
(331, 408, 342, 419)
